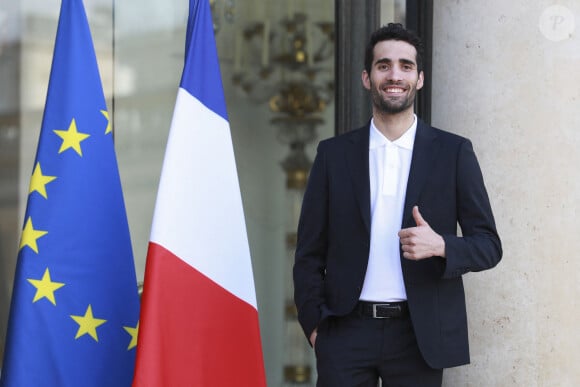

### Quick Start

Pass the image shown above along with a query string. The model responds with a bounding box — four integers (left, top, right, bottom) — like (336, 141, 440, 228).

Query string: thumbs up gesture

(398, 206, 446, 260)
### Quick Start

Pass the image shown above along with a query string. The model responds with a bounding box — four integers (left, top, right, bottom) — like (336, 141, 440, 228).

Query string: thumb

(413, 206, 428, 226)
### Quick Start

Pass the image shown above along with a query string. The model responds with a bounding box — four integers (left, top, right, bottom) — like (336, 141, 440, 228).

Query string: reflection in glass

(0, 1, 336, 384)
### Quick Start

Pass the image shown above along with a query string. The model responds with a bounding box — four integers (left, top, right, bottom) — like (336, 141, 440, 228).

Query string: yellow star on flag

(123, 321, 139, 350)
(29, 162, 57, 199)
(101, 110, 112, 134)
(27, 268, 65, 305)
(19, 217, 48, 254)
(71, 305, 107, 342)
(53, 118, 90, 156)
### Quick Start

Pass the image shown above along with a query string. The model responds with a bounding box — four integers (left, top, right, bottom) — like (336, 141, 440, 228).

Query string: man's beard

(370, 81, 417, 114)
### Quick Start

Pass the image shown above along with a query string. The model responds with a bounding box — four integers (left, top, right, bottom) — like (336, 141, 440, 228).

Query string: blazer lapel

(402, 119, 439, 227)
(345, 124, 371, 233)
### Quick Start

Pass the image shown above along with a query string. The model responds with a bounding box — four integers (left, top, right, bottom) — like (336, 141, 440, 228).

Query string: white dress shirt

(359, 115, 417, 302)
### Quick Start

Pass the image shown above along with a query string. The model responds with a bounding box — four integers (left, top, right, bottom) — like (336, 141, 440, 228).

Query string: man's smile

(384, 86, 407, 95)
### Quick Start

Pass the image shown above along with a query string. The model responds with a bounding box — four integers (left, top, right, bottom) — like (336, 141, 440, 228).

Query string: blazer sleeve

(442, 139, 502, 278)
(293, 141, 329, 339)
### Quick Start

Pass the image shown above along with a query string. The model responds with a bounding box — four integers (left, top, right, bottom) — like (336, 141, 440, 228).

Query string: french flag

(132, 0, 266, 385)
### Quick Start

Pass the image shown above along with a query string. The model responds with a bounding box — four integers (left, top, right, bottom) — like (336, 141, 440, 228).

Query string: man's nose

(387, 66, 404, 82)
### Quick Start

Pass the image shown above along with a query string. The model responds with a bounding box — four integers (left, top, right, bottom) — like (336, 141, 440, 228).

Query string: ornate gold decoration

(231, 5, 334, 386)
(285, 300, 298, 319)
(284, 365, 312, 383)
(231, 12, 334, 115)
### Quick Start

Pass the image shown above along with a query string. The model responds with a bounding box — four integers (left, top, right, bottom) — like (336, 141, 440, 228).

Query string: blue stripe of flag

(180, 0, 228, 121)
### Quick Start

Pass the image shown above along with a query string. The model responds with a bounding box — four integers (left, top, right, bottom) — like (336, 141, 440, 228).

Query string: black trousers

(314, 309, 443, 387)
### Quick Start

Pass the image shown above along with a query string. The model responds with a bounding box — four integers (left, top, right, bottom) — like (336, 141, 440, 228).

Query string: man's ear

(361, 70, 371, 90)
(417, 71, 425, 90)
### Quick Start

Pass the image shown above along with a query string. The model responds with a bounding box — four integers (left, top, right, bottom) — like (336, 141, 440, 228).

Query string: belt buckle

(372, 303, 399, 319)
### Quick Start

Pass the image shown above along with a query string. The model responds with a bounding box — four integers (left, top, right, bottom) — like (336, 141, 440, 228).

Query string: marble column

(431, 1, 580, 385)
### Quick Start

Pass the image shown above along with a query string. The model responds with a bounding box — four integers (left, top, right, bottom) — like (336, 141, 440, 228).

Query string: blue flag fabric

(181, 0, 228, 120)
(0, 0, 140, 386)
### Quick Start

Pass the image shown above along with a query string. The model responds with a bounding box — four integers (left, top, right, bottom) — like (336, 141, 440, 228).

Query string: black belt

(357, 301, 408, 319)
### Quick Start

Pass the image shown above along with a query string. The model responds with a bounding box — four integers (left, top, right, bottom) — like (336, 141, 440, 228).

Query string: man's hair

(364, 23, 424, 74)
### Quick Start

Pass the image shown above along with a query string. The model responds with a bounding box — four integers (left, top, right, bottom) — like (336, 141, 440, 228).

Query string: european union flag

(0, 0, 140, 386)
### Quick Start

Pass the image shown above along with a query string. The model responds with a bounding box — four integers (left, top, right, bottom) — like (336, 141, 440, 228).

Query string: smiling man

(293, 23, 502, 386)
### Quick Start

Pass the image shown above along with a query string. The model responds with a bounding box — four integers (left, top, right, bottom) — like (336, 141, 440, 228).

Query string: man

(293, 23, 502, 386)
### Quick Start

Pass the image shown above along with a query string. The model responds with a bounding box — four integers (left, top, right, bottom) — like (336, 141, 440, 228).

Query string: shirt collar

(369, 115, 417, 150)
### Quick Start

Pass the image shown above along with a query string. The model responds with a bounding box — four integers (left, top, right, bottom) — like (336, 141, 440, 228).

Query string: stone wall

(432, 1, 580, 385)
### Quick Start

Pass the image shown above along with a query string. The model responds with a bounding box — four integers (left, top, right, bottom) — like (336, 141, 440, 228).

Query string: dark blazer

(293, 119, 502, 369)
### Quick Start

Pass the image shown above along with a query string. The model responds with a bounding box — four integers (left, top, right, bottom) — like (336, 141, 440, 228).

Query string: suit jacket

(293, 119, 502, 369)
